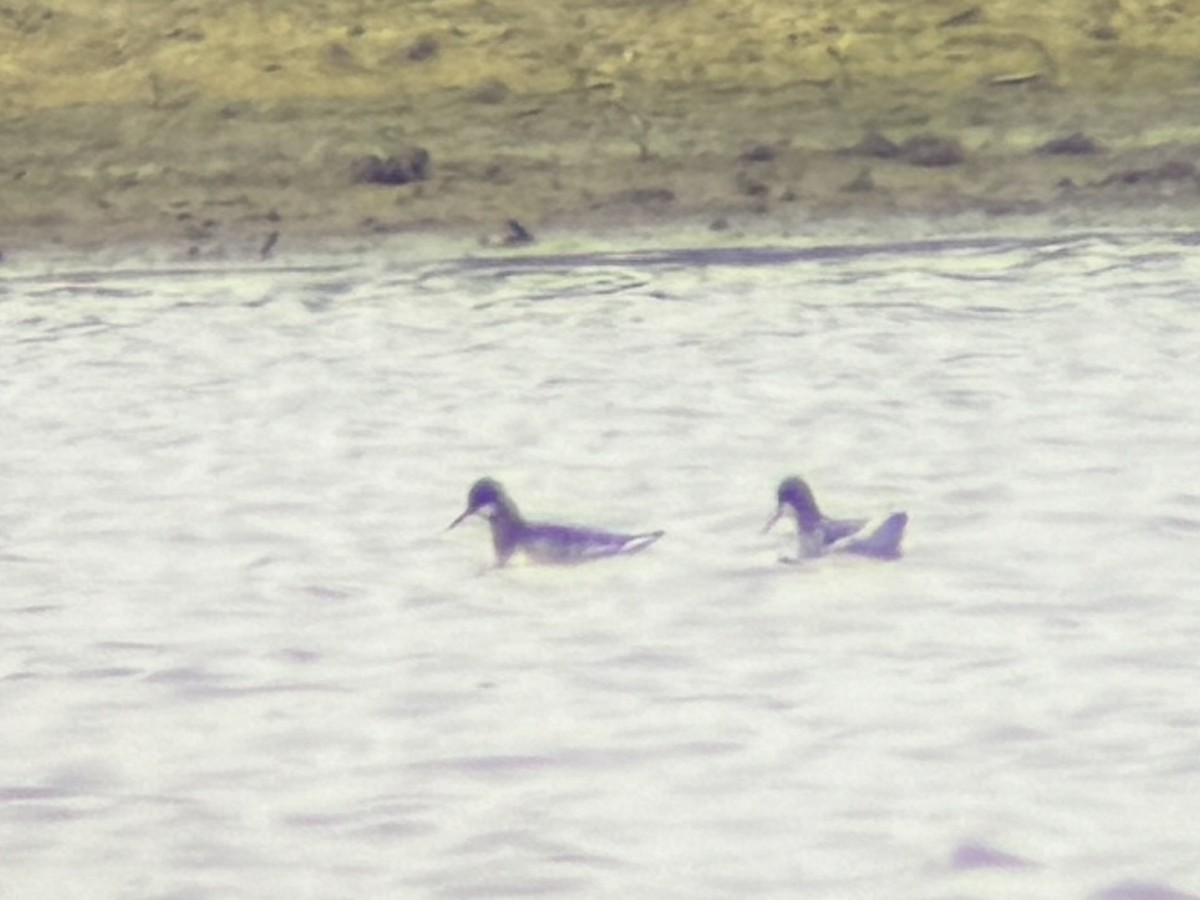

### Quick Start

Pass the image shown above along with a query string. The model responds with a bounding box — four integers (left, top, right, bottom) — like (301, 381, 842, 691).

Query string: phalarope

(448, 477, 664, 566)
(764, 476, 907, 560)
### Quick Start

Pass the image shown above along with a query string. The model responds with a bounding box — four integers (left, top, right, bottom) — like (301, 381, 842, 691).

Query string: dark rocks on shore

(217, 101, 254, 120)
(735, 171, 769, 197)
(899, 135, 965, 167)
(1088, 25, 1120, 41)
(471, 78, 510, 104)
(938, 6, 985, 28)
(501, 219, 534, 246)
(843, 131, 963, 167)
(350, 148, 431, 185)
(843, 131, 902, 159)
(407, 35, 439, 62)
(1036, 132, 1103, 155)
(1098, 159, 1197, 187)
(739, 144, 778, 163)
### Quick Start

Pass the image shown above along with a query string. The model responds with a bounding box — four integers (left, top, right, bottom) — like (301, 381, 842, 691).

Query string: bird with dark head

(448, 477, 664, 567)
(448, 477, 515, 527)
(764, 475, 907, 561)
(768, 476, 823, 532)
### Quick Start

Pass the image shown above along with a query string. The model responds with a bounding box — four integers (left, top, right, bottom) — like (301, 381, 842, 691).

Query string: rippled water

(2, 231, 1199, 899)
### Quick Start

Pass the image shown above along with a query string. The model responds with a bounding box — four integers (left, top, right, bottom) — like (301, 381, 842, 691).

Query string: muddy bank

(2, 0, 1199, 254)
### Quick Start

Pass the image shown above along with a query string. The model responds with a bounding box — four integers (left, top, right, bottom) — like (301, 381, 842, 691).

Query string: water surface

(2, 232, 1199, 899)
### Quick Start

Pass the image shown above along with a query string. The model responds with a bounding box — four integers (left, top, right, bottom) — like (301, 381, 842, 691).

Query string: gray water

(2, 231, 1199, 899)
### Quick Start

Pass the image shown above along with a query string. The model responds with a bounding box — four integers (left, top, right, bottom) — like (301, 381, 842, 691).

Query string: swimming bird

(448, 477, 664, 566)
(763, 476, 907, 561)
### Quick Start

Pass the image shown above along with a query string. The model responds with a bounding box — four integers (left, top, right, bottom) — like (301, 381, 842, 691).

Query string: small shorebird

(764, 476, 907, 561)
(448, 477, 664, 566)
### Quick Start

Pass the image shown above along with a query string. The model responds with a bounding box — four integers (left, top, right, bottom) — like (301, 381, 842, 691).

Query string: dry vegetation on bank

(2, 0, 1199, 251)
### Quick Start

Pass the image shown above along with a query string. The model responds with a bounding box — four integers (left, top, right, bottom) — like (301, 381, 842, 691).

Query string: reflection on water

(2, 232, 1200, 898)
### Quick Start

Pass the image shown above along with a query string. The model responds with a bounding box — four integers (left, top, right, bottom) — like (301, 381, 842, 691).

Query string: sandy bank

(2, 0, 1199, 254)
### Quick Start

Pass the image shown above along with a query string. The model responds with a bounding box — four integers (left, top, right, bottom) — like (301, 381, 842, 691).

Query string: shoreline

(8, 203, 1200, 275)
(3, 1, 1199, 258)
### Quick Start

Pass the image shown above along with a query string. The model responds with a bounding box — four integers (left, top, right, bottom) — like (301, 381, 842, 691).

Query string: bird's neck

(487, 502, 526, 564)
(795, 504, 822, 531)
